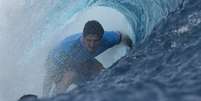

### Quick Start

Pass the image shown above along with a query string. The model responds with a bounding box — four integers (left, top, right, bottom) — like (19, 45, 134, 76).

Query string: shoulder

(102, 31, 121, 45)
(61, 33, 82, 44)
(103, 31, 118, 37)
(51, 33, 82, 55)
(48, 33, 83, 65)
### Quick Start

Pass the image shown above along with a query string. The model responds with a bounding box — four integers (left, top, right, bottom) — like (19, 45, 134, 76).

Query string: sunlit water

(0, 0, 184, 101)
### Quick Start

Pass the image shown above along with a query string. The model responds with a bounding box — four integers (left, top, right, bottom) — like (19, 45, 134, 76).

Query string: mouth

(88, 47, 96, 52)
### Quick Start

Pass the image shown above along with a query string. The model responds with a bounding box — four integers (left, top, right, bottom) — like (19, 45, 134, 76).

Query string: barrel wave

(1, 0, 201, 101)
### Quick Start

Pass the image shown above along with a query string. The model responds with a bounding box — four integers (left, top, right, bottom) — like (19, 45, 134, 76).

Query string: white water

(0, 1, 132, 101)
(0, 1, 51, 101)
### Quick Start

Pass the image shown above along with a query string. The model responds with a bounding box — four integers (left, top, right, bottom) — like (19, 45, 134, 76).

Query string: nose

(89, 41, 95, 48)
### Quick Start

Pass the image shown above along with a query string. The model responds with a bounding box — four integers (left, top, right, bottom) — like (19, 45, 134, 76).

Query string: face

(83, 34, 101, 52)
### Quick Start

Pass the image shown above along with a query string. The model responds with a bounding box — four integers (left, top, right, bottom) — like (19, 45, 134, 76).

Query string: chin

(88, 48, 96, 52)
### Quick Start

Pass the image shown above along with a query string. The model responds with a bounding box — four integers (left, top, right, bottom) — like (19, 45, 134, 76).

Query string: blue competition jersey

(47, 31, 121, 70)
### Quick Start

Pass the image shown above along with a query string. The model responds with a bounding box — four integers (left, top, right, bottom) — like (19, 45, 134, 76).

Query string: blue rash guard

(46, 31, 121, 82)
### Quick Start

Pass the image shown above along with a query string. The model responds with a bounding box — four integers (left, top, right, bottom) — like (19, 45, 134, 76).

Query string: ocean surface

(0, 0, 201, 101)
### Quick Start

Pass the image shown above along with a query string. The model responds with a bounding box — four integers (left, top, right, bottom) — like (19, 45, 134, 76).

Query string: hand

(54, 71, 76, 94)
(117, 31, 133, 49)
(125, 36, 133, 49)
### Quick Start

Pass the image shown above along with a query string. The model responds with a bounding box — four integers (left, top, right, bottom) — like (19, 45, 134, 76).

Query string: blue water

(1, 0, 197, 101)
(19, 0, 185, 64)
(38, 0, 201, 101)
(18, 0, 183, 66)
(21, 0, 185, 77)
(40, 0, 201, 101)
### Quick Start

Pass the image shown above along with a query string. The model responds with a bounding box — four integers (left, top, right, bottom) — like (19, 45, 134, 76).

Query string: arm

(81, 59, 104, 80)
(94, 60, 105, 72)
(43, 68, 64, 96)
(54, 70, 76, 94)
(43, 59, 59, 97)
(116, 31, 133, 48)
(43, 58, 68, 96)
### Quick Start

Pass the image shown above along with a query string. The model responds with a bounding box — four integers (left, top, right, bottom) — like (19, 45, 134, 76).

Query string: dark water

(40, 0, 201, 101)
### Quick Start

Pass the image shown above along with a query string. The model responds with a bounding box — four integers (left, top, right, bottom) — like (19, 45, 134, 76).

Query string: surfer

(43, 20, 133, 96)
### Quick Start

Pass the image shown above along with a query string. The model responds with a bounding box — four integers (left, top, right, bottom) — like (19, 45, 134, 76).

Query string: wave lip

(92, 0, 184, 43)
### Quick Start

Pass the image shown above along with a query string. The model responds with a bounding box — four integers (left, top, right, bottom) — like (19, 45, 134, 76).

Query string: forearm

(115, 31, 133, 48)
(54, 80, 71, 94)
(120, 32, 133, 48)
(54, 70, 76, 94)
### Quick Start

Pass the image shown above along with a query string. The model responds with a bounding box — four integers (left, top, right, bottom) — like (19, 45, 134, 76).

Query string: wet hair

(83, 20, 104, 38)
(18, 94, 38, 101)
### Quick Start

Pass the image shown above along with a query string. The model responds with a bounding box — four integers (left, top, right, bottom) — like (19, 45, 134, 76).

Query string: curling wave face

(0, 0, 188, 101)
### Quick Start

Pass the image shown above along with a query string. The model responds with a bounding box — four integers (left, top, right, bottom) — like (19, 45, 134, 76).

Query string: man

(43, 20, 133, 96)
